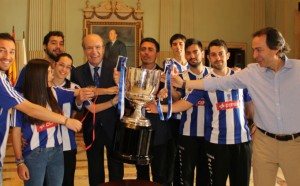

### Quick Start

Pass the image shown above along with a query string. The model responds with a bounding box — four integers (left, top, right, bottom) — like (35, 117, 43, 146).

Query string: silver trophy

(113, 67, 161, 165)
(123, 67, 161, 126)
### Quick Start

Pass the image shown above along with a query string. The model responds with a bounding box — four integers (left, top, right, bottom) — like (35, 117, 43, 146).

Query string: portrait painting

(85, 21, 143, 67)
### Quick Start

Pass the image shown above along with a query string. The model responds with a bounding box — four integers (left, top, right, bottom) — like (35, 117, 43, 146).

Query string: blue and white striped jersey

(186, 69, 252, 144)
(180, 67, 210, 137)
(0, 73, 25, 167)
(11, 87, 75, 156)
(163, 58, 189, 74)
(58, 81, 79, 151)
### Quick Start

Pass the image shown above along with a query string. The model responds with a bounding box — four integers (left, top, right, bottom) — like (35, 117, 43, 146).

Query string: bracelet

(182, 80, 186, 89)
(17, 162, 25, 167)
(16, 157, 24, 165)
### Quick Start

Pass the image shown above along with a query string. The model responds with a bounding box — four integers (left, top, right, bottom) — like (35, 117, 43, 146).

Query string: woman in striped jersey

(52, 53, 118, 186)
(11, 58, 117, 186)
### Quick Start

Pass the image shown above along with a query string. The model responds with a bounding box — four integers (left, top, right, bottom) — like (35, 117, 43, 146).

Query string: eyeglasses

(57, 62, 72, 70)
(84, 45, 103, 52)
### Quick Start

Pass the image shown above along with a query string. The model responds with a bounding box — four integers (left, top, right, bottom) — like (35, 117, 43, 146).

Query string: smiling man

(71, 34, 123, 186)
(43, 31, 65, 67)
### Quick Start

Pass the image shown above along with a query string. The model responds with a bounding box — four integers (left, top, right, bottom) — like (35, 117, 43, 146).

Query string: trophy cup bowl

(124, 67, 160, 126)
(113, 67, 160, 165)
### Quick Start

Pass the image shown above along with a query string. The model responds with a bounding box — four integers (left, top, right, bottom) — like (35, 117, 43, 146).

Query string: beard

(188, 58, 202, 68)
(45, 48, 59, 61)
(211, 61, 225, 70)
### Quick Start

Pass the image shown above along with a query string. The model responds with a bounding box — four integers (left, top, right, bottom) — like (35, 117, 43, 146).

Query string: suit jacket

(105, 40, 127, 65)
(71, 59, 118, 145)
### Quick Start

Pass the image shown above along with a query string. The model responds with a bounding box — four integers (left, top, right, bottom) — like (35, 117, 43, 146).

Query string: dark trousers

(136, 143, 170, 185)
(62, 149, 77, 186)
(167, 118, 180, 186)
(206, 141, 252, 186)
(178, 135, 209, 186)
(85, 127, 124, 186)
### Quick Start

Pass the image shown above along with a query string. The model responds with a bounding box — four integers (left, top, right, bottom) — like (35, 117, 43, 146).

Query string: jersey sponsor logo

(36, 122, 59, 132)
(196, 98, 206, 106)
(216, 100, 240, 110)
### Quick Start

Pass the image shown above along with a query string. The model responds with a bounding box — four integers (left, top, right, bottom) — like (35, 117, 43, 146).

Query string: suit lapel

(83, 62, 94, 86)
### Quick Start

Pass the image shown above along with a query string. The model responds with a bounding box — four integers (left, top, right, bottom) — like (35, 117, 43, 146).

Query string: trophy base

(113, 118, 154, 165)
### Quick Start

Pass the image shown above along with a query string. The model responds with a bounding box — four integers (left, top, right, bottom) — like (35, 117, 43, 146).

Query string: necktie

(94, 67, 100, 87)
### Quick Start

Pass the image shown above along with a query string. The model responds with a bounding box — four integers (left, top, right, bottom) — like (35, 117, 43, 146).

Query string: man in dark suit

(71, 34, 123, 186)
(104, 29, 127, 65)
(135, 38, 173, 185)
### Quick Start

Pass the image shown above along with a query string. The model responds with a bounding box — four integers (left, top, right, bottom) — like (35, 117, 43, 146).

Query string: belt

(258, 127, 300, 141)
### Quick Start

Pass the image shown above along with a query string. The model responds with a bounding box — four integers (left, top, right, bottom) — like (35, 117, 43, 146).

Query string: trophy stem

(121, 102, 151, 127)
(131, 103, 145, 120)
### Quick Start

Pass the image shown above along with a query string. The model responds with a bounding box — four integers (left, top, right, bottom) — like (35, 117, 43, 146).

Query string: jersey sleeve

(54, 87, 75, 105)
(184, 89, 205, 105)
(0, 74, 25, 109)
(11, 109, 24, 128)
(243, 88, 251, 102)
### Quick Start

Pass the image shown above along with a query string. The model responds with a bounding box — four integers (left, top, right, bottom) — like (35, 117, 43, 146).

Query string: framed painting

(83, 0, 144, 67)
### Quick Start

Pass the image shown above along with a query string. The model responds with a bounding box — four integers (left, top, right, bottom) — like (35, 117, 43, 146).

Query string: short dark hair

(109, 28, 118, 35)
(55, 53, 73, 63)
(0, 33, 15, 43)
(140, 37, 160, 52)
(252, 27, 290, 57)
(185, 38, 203, 51)
(43, 31, 64, 45)
(207, 39, 228, 54)
(169, 33, 186, 46)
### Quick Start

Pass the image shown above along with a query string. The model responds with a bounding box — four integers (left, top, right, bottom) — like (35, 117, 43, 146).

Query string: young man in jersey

(201, 39, 252, 186)
(148, 39, 253, 186)
(0, 33, 81, 185)
(15, 31, 65, 92)
(162, 33, 188, 185)
(176, 38, 210, 186)
(151, 38, 210, 186)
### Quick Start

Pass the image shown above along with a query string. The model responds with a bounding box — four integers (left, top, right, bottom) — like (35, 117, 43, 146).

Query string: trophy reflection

(113, 67, 160, 165)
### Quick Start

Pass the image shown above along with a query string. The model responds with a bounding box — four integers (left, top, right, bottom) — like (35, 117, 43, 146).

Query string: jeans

(24, 146, 64, 186)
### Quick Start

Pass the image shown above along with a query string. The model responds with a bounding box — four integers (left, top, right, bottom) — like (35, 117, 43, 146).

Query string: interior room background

(0, 0, 299, 69)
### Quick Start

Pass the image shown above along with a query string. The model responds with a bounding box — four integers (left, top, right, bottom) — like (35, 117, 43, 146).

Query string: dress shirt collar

(257, 55, 291, 73)
(88, 60, 103, 76)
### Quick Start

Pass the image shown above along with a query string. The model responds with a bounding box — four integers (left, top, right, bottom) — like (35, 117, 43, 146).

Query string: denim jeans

(24, 146, 64, 186)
